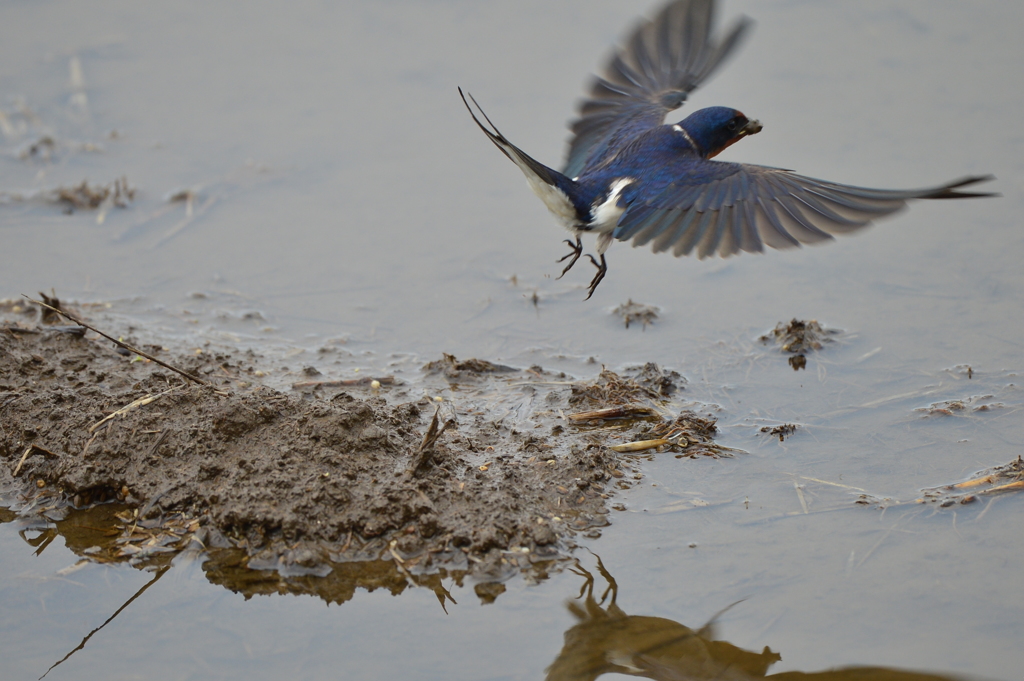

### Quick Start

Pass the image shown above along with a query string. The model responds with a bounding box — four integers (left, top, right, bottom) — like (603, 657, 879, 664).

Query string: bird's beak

(707, 119, 763, 159)
(740, 119, 762, 137)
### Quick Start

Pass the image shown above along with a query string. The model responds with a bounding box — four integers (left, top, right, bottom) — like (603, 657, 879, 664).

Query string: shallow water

(2, 1, 1023, 679)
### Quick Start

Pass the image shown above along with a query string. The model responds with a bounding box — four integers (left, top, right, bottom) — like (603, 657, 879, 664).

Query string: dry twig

(23, 295, 226, 394)
(409, 406, 455, 475)
(89, 386, 181, 433)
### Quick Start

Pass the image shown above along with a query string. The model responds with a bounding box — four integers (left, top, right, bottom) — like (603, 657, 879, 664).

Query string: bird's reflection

(546, 555, 975, 681)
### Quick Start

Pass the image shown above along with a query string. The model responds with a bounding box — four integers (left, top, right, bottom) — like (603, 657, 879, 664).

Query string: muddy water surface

(2, 1, 1023, 680)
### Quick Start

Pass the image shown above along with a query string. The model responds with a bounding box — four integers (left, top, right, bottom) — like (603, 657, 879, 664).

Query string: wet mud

(760, 319, 840, 371)
(4, 300, 1020, 607)
(0, 301, 697, 587)
(759, 423, 798, 442)
(611, 299, 660, 329)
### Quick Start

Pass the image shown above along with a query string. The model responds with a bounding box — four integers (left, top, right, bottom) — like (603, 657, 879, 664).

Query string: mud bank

(0, 302, 705, 583)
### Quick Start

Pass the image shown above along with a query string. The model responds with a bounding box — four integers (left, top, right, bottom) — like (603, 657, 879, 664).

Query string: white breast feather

(590, 178, 634, 233)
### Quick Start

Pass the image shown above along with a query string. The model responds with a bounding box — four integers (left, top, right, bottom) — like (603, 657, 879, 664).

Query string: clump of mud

(611, 299, 659, 329)
(760, 319, 839, 370)
(570, 363, 683, 405)
(915, 395, 1003, 417)
(759, 423, 797, 442)
(422, 352, 517, 378)
(0, 177, 134, 212)
(0, 303, 707, 587)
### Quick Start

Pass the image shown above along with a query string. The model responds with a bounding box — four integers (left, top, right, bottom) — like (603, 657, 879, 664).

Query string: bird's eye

(726, 120, 738, 131)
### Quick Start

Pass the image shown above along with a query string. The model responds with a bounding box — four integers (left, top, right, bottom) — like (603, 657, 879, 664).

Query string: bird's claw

(584, 254, 607, 301)
(554, 238, 606, 299)
(556, 237, 583, 279)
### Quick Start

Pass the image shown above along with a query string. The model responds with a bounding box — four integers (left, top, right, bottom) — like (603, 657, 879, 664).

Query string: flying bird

(460, 0, 994, 300)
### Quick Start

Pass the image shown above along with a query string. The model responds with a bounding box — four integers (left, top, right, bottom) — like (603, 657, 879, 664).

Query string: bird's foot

(584, 254, 607, 301)
(556, 237, 583, 279)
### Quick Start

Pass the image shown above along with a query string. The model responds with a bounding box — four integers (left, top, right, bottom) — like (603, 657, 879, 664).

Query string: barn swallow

(460, 0, 994, 300)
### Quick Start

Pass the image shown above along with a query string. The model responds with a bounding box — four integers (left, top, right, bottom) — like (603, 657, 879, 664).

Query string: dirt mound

(760, 319, 840, 370)
(1, 306, 699, 585)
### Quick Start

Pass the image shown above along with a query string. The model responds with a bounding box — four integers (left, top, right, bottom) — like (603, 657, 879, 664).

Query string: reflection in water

(2, 502, 474, 677)
(0, 499, 491, 610)
(0, 504, 996, 680)
(0, 504, 173, 679)
(39, 567, 169, 680)
(546, 556, 976, 681)
(201, 549, 464, 612)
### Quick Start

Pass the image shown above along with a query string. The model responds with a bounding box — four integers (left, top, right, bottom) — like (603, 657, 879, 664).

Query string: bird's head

(678, 107, 762, 159)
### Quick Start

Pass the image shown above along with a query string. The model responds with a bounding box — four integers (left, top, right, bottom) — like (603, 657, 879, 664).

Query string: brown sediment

(0, 302, 706, 588)
(759, 423, 797, 442)
(759, 318, 840, 371)
(611, 299, 659, 330)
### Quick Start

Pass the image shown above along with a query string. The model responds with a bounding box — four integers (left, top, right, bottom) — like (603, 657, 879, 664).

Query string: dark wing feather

(614, 165, 995, 259)
(563, 0, 751, 178)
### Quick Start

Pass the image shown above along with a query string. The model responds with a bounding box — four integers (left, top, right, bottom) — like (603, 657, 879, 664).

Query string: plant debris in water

(624, 362, 684, 397)
(564, 364, 725, 456)
(612, 299, 659, 330)
(915, 395, 1003, 417)
(17, 134, 57, 160)
(850, 456, 1024, 510)
(915, 456, 1024, 506)
(760, 423, 797, 442)
(570, 363, 682, 406)
(0, 177, 134, 212)
(610, 411, 733, 458)
(760, 319, 839, 371)
(422, 352, 517, 378)
(54, 177, 134, 210)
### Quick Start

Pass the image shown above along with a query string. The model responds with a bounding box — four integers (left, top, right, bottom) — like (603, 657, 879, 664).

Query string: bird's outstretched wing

(613, 166, 995, 259)
(563, 0, 751, 178)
